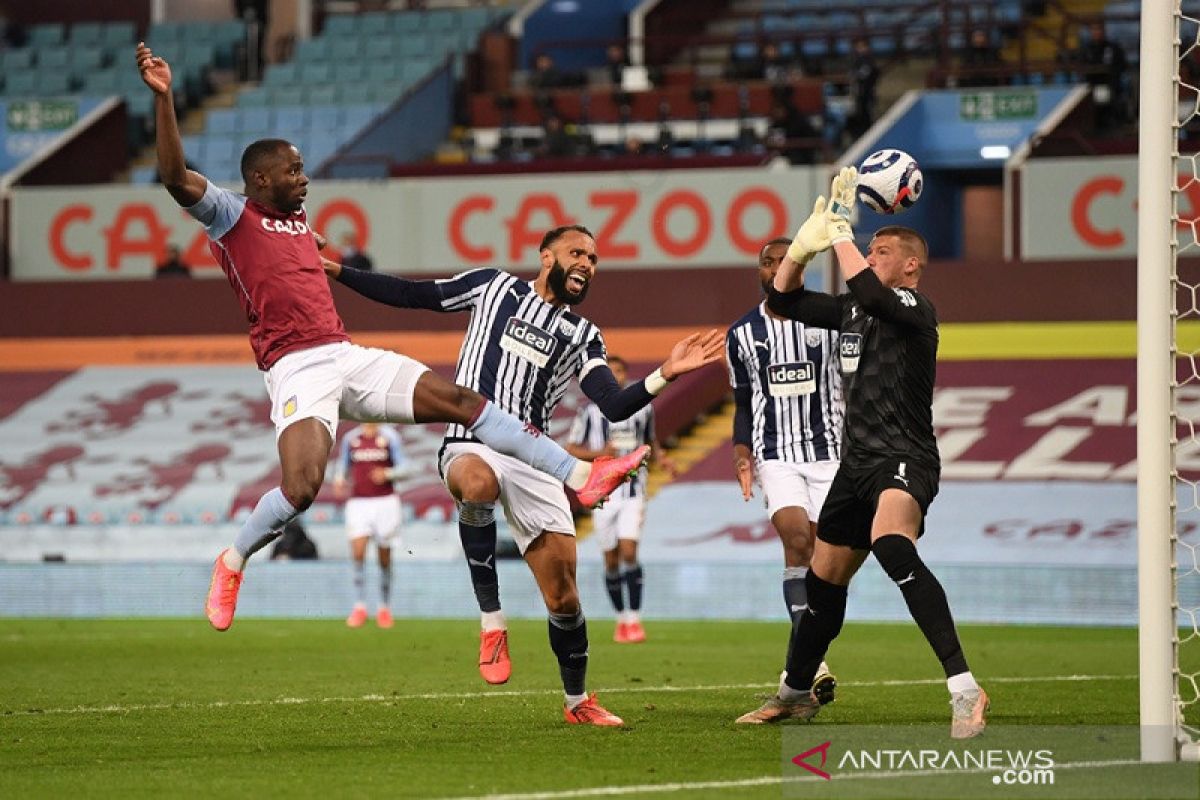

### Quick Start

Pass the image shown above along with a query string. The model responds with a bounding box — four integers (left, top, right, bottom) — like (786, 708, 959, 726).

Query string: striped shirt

(440, 268, 607, 442)
(726, 302, 843, 463)
(568, 401, 655, 499)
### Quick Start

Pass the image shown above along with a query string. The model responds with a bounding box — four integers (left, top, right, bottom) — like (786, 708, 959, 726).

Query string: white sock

(566, 461, 591, 490)
(947, 671, 979, 695)
(565, 692, 588, 709)
(778, 682, 807, 703)
(481, 610, 506, 631)
(222, 548, 247, 571)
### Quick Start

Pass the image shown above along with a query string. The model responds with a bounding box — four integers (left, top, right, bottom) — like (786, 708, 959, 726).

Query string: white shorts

(590, 495, 645, 552)
(264, 341, 429, 440)
(439, 441, 574, 555)
(345, 494, 403, 545)
(758, 459, 840, 520)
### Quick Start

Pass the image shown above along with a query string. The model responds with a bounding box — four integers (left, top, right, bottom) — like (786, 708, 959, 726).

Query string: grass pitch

(0, 619, 1193, 799)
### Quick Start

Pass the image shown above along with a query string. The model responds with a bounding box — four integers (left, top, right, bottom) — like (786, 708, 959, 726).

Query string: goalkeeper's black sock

(783, 565, 809, 623)
(782, 571, 847, 693)
(872, 533, 969, 677)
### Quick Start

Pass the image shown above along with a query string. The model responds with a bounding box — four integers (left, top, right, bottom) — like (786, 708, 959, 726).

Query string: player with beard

(138, 44, 647, 634)
(324, 225, 724, 725)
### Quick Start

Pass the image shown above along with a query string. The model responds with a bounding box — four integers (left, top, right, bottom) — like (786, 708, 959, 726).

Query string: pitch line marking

(441, 759, 1154, 800)
(2, 673, 1134, 718)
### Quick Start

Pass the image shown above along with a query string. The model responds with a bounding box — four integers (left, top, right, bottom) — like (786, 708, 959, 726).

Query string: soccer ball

(856, 149, 922, 215)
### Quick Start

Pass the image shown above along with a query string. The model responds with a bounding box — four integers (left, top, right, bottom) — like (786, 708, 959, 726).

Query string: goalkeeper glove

(827, 213, 854, 246)
(787, 196, 834, 263)
(828, 165, 858, 219)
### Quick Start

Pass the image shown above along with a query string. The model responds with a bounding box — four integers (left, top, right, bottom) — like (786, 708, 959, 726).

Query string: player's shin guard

(872, 534, 969, 677)
(623, 564, 643, 611)
(604, 569, 625, 612)
(232, 487, 297, 562)
(459, 503, 501, 613)
(352, 559, 367, 605)
(467, 401, 577, 483)
(782, 571, 847, 693)
(783, 566, 809, 623)
(548, 610, 589, 697)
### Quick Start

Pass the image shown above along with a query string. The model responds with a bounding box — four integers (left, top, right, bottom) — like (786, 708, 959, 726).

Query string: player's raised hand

(788, 195, 833, 264)
(662, 328, 725, 379)
(136, 42, 172, 95)
(828, 165, 858, 219)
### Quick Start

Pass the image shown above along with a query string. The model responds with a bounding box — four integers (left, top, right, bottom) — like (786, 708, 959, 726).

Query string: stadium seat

(239, 107, 271, 135)
(38, 49, 70, 71)
(70, 22, 104, 46)
(205, 134, 239, 163)
(338, 84, 374, 105)
(300, 63, 333, 85)
(39, 72, 73, 95)
(364, 37, 396, 61)
(307, 85, 338, 106)
(391, 13, 423, 34)
(334, 63, 367, 84)
(358, 12, 390, 36)
(237, 86, 269, 107)
(272, 86, 306, 106)
(397, 37, 427, 59)
(343, 104, 378, 132)
(3, 71, 36, 96)
(29, 23, 65, 47)
(425, 11, 455, 32)
(207, 109, 238, 135)
(103, 22, 137, 48)
(84, 70, 122, 96)
(2, 50, 34, 71)
(366, 61, 402, 83)
(309, 106, 342, 132)
(324, 15, 356, 36)
(330, 38, 360, 62)
(69, 47, 107, 81)
(295, 37, 332, 63)
(264, 63, 300, 86)
(273, 105, 309, 132)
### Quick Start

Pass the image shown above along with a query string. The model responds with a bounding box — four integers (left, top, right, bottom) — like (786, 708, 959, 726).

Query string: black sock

(604, 569, 625, 612)
(623, 564, 643, 611)
(783, 571, 847, 692)
(783, 566, 808, 623)
(458, 506, 500, 613)
(548, 610, 588, 696)
(872, 534, 969, 678)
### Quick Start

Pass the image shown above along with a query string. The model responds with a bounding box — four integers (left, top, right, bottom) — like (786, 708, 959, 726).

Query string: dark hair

(760, 237, 792, 255)
(539, 224, 594, 252)
(240, 138, 293, 182)
(607, 354, 627, 370)
(873, 225, 929, 267)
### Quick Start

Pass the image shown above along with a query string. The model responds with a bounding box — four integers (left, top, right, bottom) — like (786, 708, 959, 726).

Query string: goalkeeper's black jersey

(767, 270, 940, 471)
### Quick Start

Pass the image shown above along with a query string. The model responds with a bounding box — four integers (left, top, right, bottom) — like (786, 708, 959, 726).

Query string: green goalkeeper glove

(787, 196, 834, 264)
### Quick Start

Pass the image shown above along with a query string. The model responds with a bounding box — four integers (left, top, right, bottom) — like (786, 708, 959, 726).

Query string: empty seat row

(322, 7, 498, 37)
(206, 104, 384, 137)
(294, 30, 478, 63)
(238, 82, 412, 107)
(263, 58, 435, 88)
(27, 20, 135, 48)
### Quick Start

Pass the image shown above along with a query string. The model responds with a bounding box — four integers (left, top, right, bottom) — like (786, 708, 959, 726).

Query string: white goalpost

(1140, 0, 1200, 763)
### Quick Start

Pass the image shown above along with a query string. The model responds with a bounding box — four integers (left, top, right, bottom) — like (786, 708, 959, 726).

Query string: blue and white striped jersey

(568, 402, 655, 499)
(726, 302, 844, 463)
(439, 268, 607, 442)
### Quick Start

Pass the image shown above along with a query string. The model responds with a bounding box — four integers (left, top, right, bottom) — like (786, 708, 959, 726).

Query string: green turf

(0, 619, 1194, 799)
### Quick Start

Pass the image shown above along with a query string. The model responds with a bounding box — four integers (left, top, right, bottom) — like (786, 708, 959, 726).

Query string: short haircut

(873, 225, 928, 268)
(607, 354, 627, 370)
(539, 224, 594, 252)
(240, 138, 293, 182)
(760, 237, 792, 257)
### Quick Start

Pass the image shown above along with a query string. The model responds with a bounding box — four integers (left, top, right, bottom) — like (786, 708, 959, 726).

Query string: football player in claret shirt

(323, 225, 725, 726)
(736, 168, 988, 739)
(333, 423, 412, 629)
(137, 43, 649, 633)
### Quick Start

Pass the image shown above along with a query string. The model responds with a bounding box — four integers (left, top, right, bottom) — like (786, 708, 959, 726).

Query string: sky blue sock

(233, 487, 297, 560)
(468, 401, 577, 482)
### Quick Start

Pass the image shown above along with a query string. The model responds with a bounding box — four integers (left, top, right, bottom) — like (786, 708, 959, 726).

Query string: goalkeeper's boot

(205, 549, 243, 631)
(735, 691, 821, 724)
(346, 604, 368, 628)
(950, 687, 989, 739)
(812, 662, 837, 706)
(576, 446, 650, 509)
(478, 628, 511, 684)
(564, 693, 624, 726)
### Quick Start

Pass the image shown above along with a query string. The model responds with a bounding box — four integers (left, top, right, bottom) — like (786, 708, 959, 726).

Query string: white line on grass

(3, 673, 1134, 717)
(440, 758, 1153, 800)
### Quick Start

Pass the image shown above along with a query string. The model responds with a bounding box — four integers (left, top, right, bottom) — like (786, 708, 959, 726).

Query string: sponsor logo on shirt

(767, 361, 816, 397)
(839, 334, 862, 373)
(260, 217, 312, 236)
(500, 317, 557, 369)
(893, 288, 917, 307)
(351, 447, 389, 462)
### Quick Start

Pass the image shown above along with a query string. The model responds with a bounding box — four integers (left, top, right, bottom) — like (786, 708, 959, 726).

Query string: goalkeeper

(735, 168, 989, 739)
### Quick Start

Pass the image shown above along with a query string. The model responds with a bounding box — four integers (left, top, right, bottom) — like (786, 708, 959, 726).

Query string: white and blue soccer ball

(856, 149, 923, 215)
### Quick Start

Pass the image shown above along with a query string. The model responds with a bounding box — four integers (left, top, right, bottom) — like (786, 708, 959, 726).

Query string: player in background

(727, 238, 842, 705)
(332, 422, 411, 629)
(137, 43, 647, 632)
(323, 226, 724, 726)
(565, 355, 678, 644)
(735, 169, 989, 739)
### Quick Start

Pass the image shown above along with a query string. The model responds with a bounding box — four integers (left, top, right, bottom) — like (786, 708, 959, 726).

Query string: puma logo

(790, 604, 807, 614)
(467, 556, 494, 570)
(897, 572, 916, 585)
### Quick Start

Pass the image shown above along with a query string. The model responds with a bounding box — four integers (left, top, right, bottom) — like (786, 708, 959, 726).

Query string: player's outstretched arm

(659, 329, 725, 380)
(329, 262, 448, 311)
(137, 42, 206, 208)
